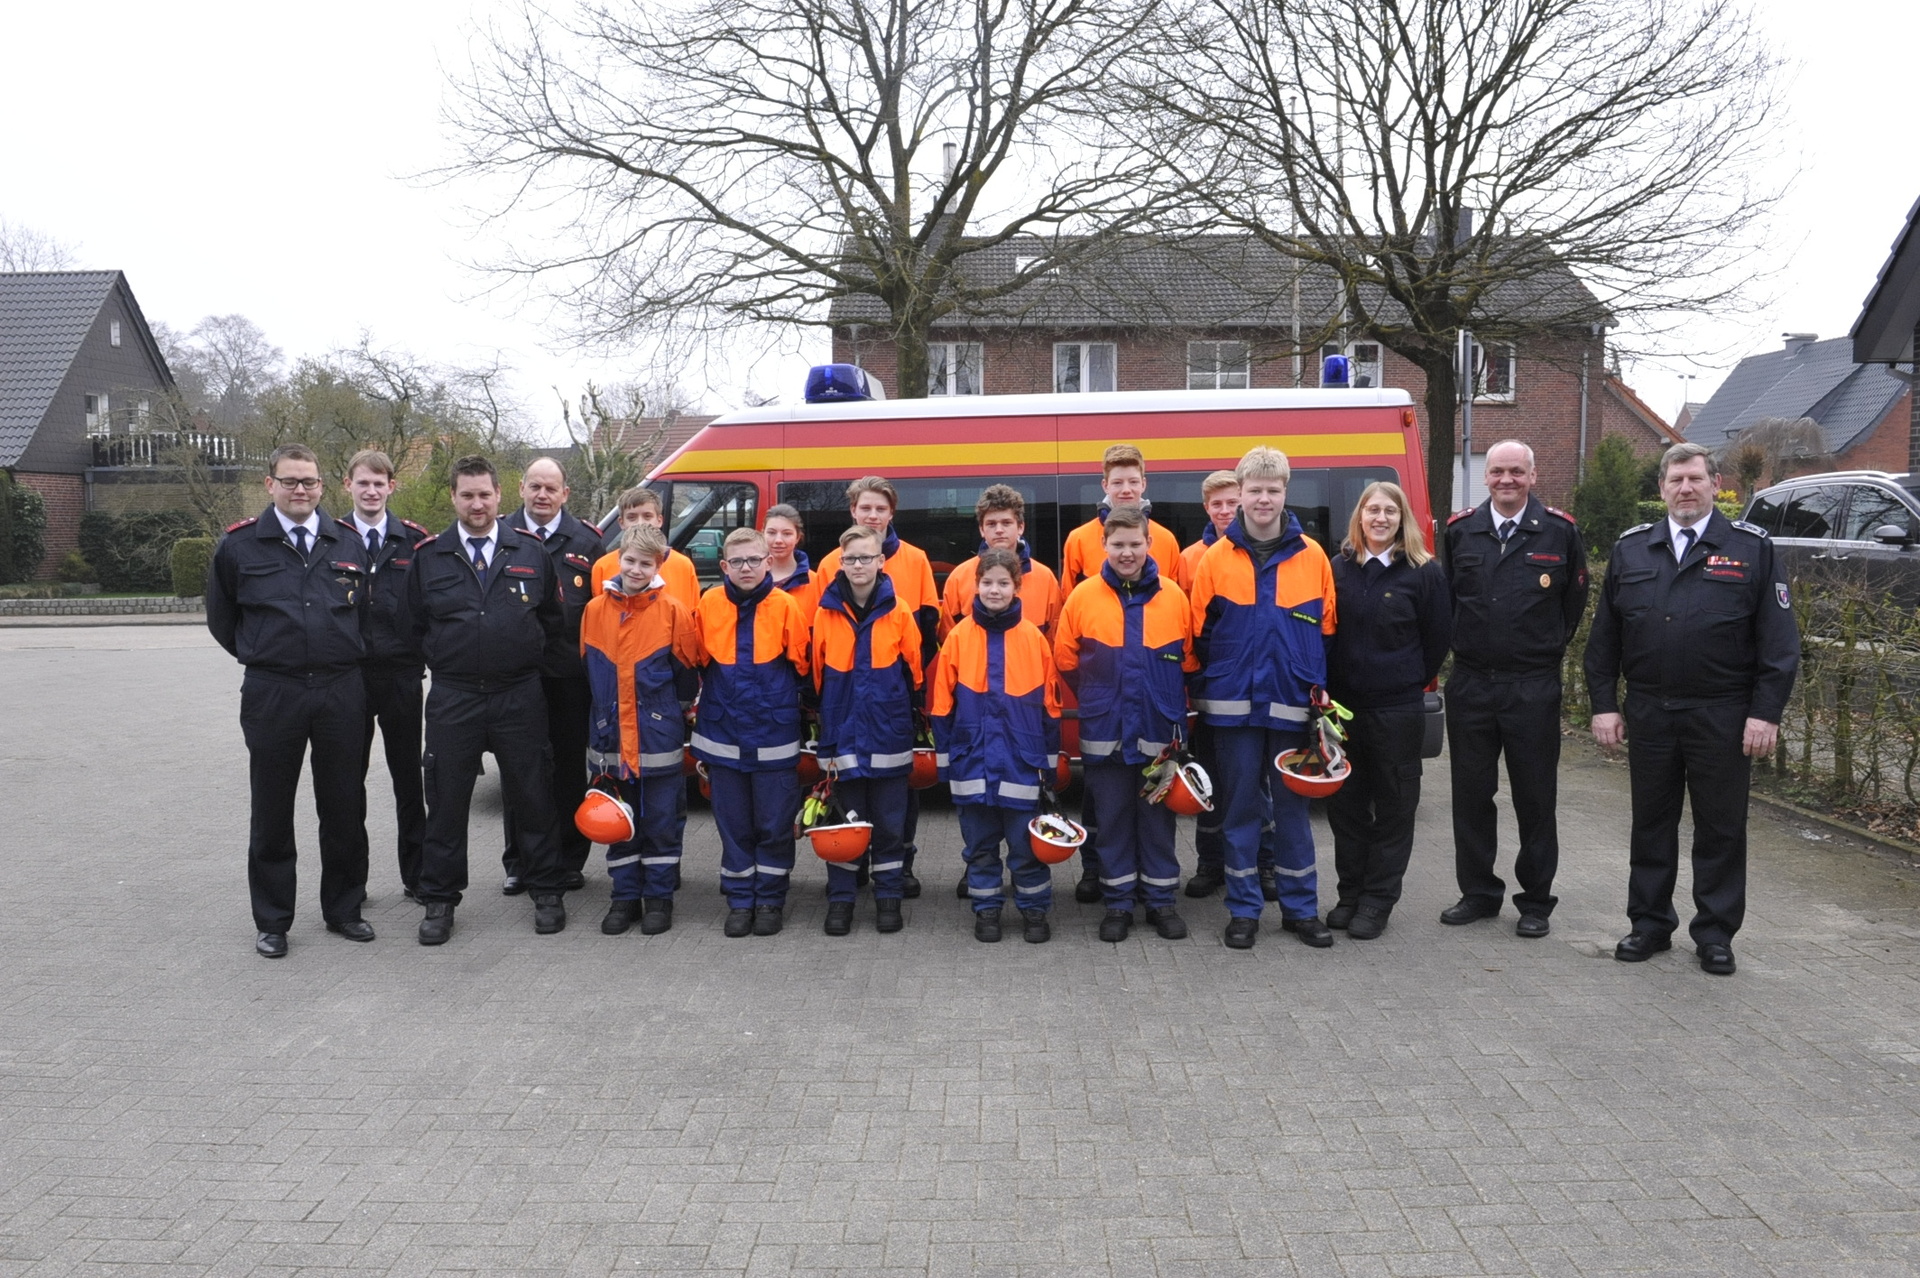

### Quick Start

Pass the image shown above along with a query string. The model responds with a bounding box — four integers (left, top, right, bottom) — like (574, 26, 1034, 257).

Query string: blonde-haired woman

(1324, 481, 1453, 940)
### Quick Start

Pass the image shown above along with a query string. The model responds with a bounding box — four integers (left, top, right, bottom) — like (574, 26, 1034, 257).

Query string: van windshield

(1060, 467, 1397, 557)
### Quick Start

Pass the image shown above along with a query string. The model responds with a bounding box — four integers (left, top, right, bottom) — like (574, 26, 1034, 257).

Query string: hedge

(170, 537, 214, 598)
(0, 472, 48, 585)
(78, 511, 204, 592)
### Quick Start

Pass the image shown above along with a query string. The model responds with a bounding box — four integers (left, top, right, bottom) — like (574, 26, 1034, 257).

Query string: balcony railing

(90, 430, 251, 469)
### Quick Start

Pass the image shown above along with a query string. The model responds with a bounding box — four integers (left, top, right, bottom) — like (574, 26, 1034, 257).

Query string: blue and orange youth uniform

(1059, 505, 1182, 594)
(770, 552, 822, 623)
(931, 596, 1063, 916)
(811, 572, 925, 905)
(691, 576, 813, 911)
(580, 577, 703, 903)
(1188, 511, 1338, 924)
(592, 546, 701, 611)
(1054, 559, 1198, 913)
(938, 540, 1063, 641)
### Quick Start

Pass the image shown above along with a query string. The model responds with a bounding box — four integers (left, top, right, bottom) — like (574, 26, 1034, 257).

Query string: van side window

(1058, 466, 1395, 557)
(1777, 487, 1845, 539)
(670, 482, 758, 585)
(778, 478, 1060, 582)
(1741, 492, 1784, 534)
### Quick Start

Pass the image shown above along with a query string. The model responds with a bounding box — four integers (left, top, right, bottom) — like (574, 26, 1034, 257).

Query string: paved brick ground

(4, 625, 1920, 1276)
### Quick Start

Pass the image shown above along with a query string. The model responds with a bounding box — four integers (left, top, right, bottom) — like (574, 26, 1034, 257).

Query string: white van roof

(708, 386, 1414, 427)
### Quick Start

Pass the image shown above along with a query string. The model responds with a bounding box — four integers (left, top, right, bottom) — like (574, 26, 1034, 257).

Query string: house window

(1187, 341, 1250, 390)
(928, 343, 983, 396)
(110, 320, 122, 347)
(85, 393, 109, 435)
(1320, 341, 1384, 388)
(1054, 342, 1116, 393)
(1470, 341, 1517, 402)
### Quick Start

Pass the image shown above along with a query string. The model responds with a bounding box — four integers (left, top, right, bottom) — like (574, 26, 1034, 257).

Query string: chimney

(1782, 331, 1819, 355)
(1454, 208, 1476, 247)
(942, 143, 957, 181)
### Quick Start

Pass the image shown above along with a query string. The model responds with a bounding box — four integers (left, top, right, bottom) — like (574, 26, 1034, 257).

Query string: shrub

(1571, 436, 1645, 556)
(78, 511, 203, 592)
(56, 550, 95, 584)
(170, 537, 214, 597)
(0, 472, 49, 584)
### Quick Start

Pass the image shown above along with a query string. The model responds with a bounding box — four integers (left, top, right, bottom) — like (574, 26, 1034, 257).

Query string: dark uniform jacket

(403, 523, 562, 685)
(349, 513, 430, 668)
(1583, 511, 1800, 721)
(1444, 496, 1588, 676)
(207, 505, 369, 674)
(1327, 549, 1453, 710)
(503, 506, 602, 681)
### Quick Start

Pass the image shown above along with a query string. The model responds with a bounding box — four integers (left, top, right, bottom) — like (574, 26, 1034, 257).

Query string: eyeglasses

(272, 476, 322, 491)
(723, 555, 768, 570)
(841, 553, 883, 567)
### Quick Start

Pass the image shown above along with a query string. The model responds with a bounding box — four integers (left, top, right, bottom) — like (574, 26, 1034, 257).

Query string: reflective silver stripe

(1193, 698, 1252, 714)
(869, 749, 914, 768)
(719, 866, 755, 878)
(935, 753, 951, 767)
(949, 778, 988, 797)
(639, 749, 684, 769)
(755, 740, 800, 761)
(1100, 873, 1138, 887)
(1046, 752, 1060, 767)
(1266, 703, 1309, 722)
(690, 733, 740, 759)
(1080, 738, 1119, 756)
(1224, 865, 1260, 878)
(640, 856, 680, 865)
(1141, 874, 1180, 887)
(587, 749, 620, 770)
(826, 752, 859, 770)
(1273, 863, 1314, 877)
(871, 859, 904, 872)
(1014, 881, 1049, 894)
(755, 863, 793, 876)
(606, 854, 641, 867)
(1135, 738, 1169, 758)
(968, 886, 1000, 897)
(997, 782, 1040, 802)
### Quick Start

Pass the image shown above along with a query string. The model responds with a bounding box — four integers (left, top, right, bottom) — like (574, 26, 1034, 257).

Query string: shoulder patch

(416, 534, 439, 547)
(581, 520, 602, 537)
(1544, 505, 1578, 525)
(336, 516, 359, 531)
(1617, 523, 1653, 540)
(402, 519, 430, 535)
(1447, 508, 1476, 525)
(225, 516, 258, 533)
(503, 524, 534, 538)
(1731, 519, 1771, 538)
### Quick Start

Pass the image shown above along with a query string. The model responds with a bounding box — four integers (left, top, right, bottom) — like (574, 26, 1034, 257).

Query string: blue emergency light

(804, 364, 886, 403)
(1321, 354, 1351, 388)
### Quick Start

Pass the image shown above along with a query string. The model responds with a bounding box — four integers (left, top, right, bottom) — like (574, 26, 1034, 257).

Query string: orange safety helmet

(1054, 754, 1072, 794)
(1274, 747, 1351, 798)
(1027, 813, 1088, 864)
(575, 787, 636, 845)
(908, 746, 940, 790)
(1160, 760, 1214, 816)
(695, 760, 712, 801)
(797, 743, 823, 787)
(682, 747, 698, 776)
(808, 820, 874, 863)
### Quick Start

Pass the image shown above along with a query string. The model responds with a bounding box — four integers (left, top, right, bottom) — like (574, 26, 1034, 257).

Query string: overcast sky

(3, 0, 1915, 440)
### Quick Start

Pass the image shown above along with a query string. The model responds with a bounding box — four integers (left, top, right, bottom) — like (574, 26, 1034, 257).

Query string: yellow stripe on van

(661, 432, 1405, 475)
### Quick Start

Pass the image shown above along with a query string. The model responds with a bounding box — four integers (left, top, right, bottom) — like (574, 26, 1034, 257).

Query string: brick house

(0, 271, 175, 578)
(1852, 192, 1920, 472)
(1685, 332, 1912, 478)
(828, 235, 1679, 509)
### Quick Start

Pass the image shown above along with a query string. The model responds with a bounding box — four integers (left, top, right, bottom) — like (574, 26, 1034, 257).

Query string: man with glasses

(207, 443, 374, 958)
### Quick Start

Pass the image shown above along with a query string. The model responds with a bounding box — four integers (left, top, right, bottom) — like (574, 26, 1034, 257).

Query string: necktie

(1498, 519, 1516, 554)
(469, 536, 488, 585)
(536, 525, 549, 542)
(1676, 527, 1696, 563)
(366, 528, 381, 557)
(291, 526, 310, 560)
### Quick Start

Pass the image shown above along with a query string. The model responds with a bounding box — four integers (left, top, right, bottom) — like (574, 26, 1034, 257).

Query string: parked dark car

(1742, 470, 1920, 609)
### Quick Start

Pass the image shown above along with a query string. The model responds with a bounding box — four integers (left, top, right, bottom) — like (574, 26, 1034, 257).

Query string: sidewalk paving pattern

(3, 625, 1920, 1276)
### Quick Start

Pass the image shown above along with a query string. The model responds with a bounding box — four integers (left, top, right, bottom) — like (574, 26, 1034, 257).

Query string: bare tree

(178, 315, 286, 428)
(449, 0, 1196, 398)
(561, 384, 676, 522)
(0, 218, 78, 271)
(1140, 0, 1782, 526)
(1725, 416, 1831, 490)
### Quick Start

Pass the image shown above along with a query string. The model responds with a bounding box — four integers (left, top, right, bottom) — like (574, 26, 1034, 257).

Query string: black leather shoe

(640, 898, 674, 935)
(562, 870, 587, 891)
(723, 908, 754, 938)
(602, 900, 639, 935)
(1074, 874, 1102, 904)
(974, 907, 1003, 943)
(1223, 917, 1258, 949)
(1326, 902, 1358, 930)
(753, 906, 784, 937)
(1184, 866, 1225, 899)
(501, 873, 526, 896)
(1440, 896, 1501, 925)
(874, 899, 904, 933)
(256, 931, 288, 958)
(824, 901, 854, 936)
(1021, 909, 1051, 944)
(1283, 916, 1335, 948)
(901, 871, 922, 899)
(419, 903, 454, 945)
(1346, 908, 1387, 941)
(1697, 942, 1736, 975)
(1614, 930, 1673, 962)
(1260, 868, 1280, 903)
(326, 918, 376, 943)
(532, 894, 566, 934)
(955, 872, 972, 899)
(1146, 907, 1188, 940)
(1098, 909, 1133, 942)
(1516, 913, 1551, 939)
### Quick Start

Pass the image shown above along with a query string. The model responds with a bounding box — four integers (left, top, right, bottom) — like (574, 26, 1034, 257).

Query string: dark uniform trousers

(1446, 665, 1562, 915)
(1328, 705, 1426, 911)
(241, 668, 369, 933)
(361, 663, 426, 892)
(502, 674, 593, 877)
(420, 675, 563, 904)
(1623, 695, 1750, 945)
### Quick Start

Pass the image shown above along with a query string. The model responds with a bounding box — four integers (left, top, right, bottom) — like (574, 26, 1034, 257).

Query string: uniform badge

(1776, 582, 1791, 609)
(1539, 573, 1551, 588)
(574, 575, 584, 587)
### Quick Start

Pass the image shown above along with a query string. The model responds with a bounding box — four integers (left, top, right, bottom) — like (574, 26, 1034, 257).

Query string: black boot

(601, 899, 639, 936)
(1098, 909, 1133, 942)
(639, 898, 674, 935)
(1184, 865, 1225, 898)
(974, 907, 1003, 943)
